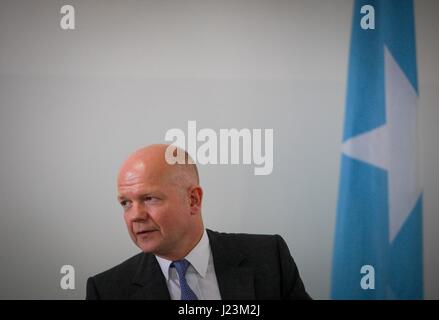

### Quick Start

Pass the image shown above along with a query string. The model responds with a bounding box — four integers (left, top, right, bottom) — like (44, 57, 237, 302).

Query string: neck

(158, 225, 204, 261)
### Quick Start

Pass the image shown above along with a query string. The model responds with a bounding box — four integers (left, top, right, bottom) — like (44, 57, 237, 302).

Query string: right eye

(120, 200, 131, 209)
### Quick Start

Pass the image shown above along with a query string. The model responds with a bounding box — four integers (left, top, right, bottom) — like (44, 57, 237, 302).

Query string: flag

(331, 0, 423, 299)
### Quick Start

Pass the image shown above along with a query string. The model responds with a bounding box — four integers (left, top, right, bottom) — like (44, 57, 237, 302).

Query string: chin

(137, 240, 158, 253)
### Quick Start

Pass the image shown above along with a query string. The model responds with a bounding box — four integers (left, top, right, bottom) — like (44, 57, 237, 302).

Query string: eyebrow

(117, 192, 160, 201)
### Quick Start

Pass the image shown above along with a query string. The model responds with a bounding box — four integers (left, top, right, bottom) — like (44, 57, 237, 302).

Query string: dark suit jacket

(86, 229, 311, 300)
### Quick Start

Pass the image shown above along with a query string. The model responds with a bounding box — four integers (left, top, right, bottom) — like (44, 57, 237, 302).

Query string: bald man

(86, 144, 310, 300)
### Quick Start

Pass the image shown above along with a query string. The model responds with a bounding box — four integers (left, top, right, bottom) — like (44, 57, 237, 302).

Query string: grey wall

(0, 0, 438, 299)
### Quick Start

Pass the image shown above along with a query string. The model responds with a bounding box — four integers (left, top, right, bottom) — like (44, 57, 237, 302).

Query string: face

(117, 162, 194, 258)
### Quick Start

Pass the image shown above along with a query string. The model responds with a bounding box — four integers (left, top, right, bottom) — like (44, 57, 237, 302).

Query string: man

(86, 144, 310, 300)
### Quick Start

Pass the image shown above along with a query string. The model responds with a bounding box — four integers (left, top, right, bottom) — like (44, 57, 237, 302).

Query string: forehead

(117, 163, 174, 196)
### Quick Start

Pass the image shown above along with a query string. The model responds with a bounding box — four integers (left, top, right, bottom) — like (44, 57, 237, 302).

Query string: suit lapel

(207, 229, 255, 299)
(130, 253, 171, 300)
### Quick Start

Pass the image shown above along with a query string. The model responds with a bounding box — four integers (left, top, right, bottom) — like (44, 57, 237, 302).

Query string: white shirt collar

(155, 229, 210, 281)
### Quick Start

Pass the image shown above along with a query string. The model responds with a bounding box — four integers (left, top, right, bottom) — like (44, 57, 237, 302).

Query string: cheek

(150, 207, 179, 232)
(147, 208, 167, 228)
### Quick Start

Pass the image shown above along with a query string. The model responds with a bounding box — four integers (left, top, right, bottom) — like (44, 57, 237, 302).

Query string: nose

(129, 201, 149, 221)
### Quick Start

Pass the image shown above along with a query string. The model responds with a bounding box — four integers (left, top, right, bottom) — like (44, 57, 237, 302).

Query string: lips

(136, 229, 157, 235)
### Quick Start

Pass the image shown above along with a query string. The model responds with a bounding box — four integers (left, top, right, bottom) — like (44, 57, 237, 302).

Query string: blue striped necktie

(171, 259, 198, 300)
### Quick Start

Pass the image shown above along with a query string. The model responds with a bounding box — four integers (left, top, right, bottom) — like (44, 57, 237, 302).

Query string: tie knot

(171, 259, 190, 275)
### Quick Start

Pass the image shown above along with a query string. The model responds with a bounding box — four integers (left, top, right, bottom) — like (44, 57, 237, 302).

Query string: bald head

(118, 144, 199, 189)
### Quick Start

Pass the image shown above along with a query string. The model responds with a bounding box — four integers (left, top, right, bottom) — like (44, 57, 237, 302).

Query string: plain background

(0, 0, 438, 299)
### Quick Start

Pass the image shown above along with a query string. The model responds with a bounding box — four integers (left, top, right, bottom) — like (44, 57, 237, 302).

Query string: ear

(188, 185, 203, 215)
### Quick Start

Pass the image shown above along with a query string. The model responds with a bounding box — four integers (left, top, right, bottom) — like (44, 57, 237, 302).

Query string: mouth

(136, 229, 158, 236)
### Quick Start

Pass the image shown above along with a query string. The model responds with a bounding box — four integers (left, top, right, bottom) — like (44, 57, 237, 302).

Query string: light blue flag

(331, 0, 423, 299)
